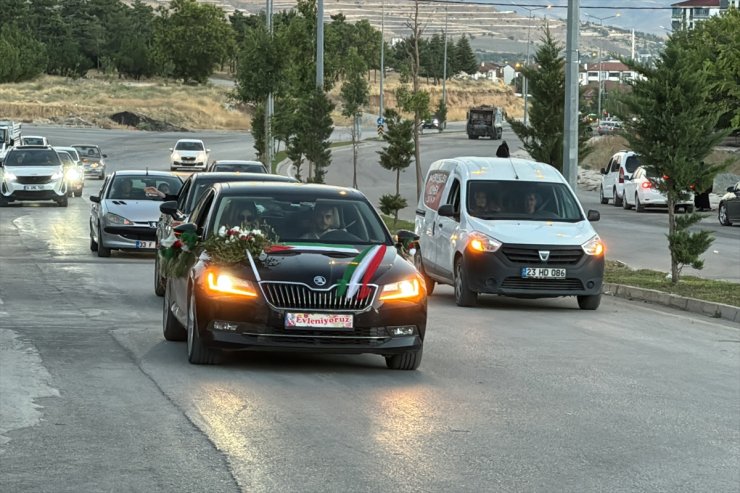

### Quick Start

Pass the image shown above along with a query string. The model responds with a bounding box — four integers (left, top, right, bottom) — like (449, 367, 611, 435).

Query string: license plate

(285, 313, 353, 329)
(23, 185, 45, 191)
(135, 241, 156, 249)
(521, 267, 566, 279)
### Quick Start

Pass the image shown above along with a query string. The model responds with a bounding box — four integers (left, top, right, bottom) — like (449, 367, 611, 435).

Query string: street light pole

(442, 6, 448, 113)
(316, 0, 324, 89)
(586, 13, 620, 120)
(379, 0, 384, 120)
(521, 5, 550, 126)
(562, 0, 580, 189)
(265, 0, 274, 168)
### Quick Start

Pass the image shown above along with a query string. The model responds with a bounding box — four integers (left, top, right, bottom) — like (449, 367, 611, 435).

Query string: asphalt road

(0, 198, 738, 492)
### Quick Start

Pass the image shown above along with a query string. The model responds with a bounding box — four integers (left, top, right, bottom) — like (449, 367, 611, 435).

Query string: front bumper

(101, 225, 158, 250)
(1, 180, 66, 201)
(83, 165, 105, 178)
(462, 244, 604, 298)
(171, 161, 206, 169)
(195, 289, 427, 355)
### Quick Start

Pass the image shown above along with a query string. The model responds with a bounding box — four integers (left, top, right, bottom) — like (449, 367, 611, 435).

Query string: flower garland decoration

(202, 224, 277, 266)
(159, 230, 199, 278)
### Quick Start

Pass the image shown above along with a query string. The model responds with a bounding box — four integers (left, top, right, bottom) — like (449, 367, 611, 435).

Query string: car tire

(718, 203, 732, 226)
(623, 193, 632, 210)
(96, 222, 111, 257)
(89, 233, 98, 252)
(385, 347, 423, 370)
(635, 194, 645, 212)
(57, 195, 68, 207)
(613, 187, 623, 207)
(454, 257, 477, 307)
(187, 288, 220, 365)
(414, 252, 435, 296)
(163, 281, 186, 341)
(577, 294, 601, 310)
(154, 253, 166, 297)
(599, 186, 609, 204)
(74, 190, 82, 198)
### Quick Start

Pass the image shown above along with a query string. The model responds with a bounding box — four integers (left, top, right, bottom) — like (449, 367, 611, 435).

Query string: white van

(414, 157, 605, 309)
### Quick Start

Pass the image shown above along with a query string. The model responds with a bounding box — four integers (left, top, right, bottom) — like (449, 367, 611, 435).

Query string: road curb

(603, 282, 740, 324)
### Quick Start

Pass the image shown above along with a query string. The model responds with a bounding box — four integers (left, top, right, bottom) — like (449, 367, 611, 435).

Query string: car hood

(466, 217, 597, 246)
(104, 199, 163, 222)
(5, 165, 62, 176)
(172, 150, 205, 157)
(224, 245, 414, 287)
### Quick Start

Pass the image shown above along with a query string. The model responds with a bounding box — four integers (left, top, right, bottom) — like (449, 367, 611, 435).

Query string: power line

(417, 0, 675, 9)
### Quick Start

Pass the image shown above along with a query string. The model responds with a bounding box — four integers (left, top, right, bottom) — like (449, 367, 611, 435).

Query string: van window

(423, 170, 449, 211)
(446, 179, 461, 216)
(466, 180, 583, 222)
(624, 155, 641, 173)
(610, 157, 620, 173)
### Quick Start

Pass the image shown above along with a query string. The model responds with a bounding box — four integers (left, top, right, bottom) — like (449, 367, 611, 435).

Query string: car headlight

(90, 162, 99, 168)
(172, 153, 180, 161)
(467, 231, 502, 253)
(65, 168, 81, 180)
(51, 171, 64, 180)
(206, 271, 258, 297)
(379, 278, 422, 301)
(3, 172, 16, 182)
(105, 212, 134, 225)
(581, 235, 605, 256)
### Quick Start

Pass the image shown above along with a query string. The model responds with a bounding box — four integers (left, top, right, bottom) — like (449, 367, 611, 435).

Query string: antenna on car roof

(508, 158, 519, 180)
(145, 167, 149, 175)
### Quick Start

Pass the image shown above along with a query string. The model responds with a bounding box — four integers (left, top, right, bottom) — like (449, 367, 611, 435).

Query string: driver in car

(301, 204, 337, 239)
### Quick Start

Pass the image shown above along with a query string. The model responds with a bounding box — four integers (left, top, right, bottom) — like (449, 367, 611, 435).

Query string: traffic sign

(377, 125, 384, 137)
(376, 116, 385, 126)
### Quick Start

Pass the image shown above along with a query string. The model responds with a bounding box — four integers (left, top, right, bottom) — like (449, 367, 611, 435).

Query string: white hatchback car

(169, 139, 209, 170)
(622, 166, 694, 212)
(599, 150, 642, 207)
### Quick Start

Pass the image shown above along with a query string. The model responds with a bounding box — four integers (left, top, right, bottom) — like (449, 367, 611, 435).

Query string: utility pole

(379, 0, 385, 120)
(316, 0, 324, 88)
(265, 0, 274, 169)
(521, 6, 550, 126)
(442, 6, 448, 117)
(587, 13, 620, 120)
(562, 0, 579, 189)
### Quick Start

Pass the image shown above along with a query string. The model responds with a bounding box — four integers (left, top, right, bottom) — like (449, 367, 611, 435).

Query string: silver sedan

(89, 170, 182, 257)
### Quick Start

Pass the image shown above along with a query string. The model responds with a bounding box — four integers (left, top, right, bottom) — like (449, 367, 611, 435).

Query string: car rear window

(213, 163, 266, 173)
(625, 155, 641, 173)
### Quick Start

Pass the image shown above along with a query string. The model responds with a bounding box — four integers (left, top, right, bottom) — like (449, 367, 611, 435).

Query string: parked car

(207, 160, 267, 174)
(170, 139, 209, 171)
(622, 166, 694, 213)
(161, 182, 427, 369)
(414, 157, 604, 310)
(596, 120, 622, 136)
(20, 135, 50, 146)
(421, 117, 443, 133)
(0, 146, 69, 206)
(89, 170, 183, 257)
(72, 144, 107, 180)
(718, 182, 740, 226)
(55, 150, 85, 197)
(599, 150, 642, 206)
(153, 171, 298, 296)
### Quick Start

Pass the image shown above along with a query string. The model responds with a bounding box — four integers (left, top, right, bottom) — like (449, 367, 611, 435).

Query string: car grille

(501, 278, 584, 291)
(260, 282, 377, 312)
(501, 247, 583, 265)
(181, 156, 196, 161)
(16, 175, 52, 185)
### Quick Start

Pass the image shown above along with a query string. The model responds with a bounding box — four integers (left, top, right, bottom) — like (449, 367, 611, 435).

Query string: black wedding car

(161, 182, 427, 370)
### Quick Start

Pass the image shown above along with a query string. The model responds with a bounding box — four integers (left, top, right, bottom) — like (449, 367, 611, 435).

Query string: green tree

(507, 27, 590, 172)
(289, 87, 334, 183)
(154, 0, 234, 83)
(340, 48, 370, 189)
(619, 38, 728, 283)
(377, 108, 414, 224)
(0, 25, 46, 82)
(454, 35, 478, 75)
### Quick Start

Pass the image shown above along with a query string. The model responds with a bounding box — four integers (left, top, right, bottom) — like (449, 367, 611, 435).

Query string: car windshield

(625, 155, 641, 173)
(107, 175, 182, 201)
(3, 149, 61, 167)
(210, 194, 391, 246)
(212, 163, 265, 173)
(175, 141, 204, 151)
(61, 149, 80, 161)
(57, 152, 75, 167)
(22, 137, 45, 145)
(466, 180, 584, 222)
(73, 146, 101, 158)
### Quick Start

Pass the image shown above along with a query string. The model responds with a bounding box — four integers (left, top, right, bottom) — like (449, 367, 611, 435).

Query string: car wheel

(599, 186, 608, 204)
(414, 252, 435, 296)
(635, 194, 645, 212)
(718, 203, 732, 226)
(163, 281, 186, 341)
(622, 192, 632, 210)
(577, 294, 601, 310)
(613, 187, 623, 207)
(74, 190, 82, 198)
(96, 222, 111, 257)
(454, 257, 477, 307)
(385, 347, 423, 370)
(187, 288, 219, 365)
(89, 226, 98, 252)
(57, 195, 68, 207)
(154, 253, 166, 297)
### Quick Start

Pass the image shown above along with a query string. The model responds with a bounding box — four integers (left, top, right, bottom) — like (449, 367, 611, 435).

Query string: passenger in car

(524, 191, 540, 214)
(469, 190, 501, 216)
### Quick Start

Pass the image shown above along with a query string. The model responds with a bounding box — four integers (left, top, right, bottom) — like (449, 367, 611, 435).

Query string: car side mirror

(174, 222, 198, 237)
(395, 229, 419, 243)
(90, 195, 100, 203)
(600, 167, 607, 175)
(438, 204, 456, 218)
(102, 154, 107, 158)
(169, 148, 173, 152)
(728, 186, 735, 193)
(206, 149, 211, 153)
(587, 209, 600, 222)
(160, 200, 179, 217)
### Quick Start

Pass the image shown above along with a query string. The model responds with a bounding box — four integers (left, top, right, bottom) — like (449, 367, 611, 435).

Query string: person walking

(496, 141, 510, 158)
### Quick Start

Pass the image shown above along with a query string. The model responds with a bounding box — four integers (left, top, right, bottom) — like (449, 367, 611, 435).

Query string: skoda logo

(313, 276, 327, 287)
(539, 250, 550, 262)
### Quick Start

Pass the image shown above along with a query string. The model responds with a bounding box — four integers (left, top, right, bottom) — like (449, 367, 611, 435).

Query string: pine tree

(340, 48, 369, 189)
(454, 35, 478, 75)
(290, 87, 335, 183)
(377, 108, 414, 224)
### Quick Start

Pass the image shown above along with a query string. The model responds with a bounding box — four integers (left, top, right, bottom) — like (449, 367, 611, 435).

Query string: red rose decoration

(173, 239, 183, 249)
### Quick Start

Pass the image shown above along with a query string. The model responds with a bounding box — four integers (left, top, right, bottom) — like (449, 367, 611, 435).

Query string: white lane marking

(0, 329, 60, 450)
(11, 216, 36, 234)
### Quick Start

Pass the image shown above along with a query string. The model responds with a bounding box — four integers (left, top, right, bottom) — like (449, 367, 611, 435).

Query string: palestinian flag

(336, 245, 387, 300)
(266, 242, 359, 255)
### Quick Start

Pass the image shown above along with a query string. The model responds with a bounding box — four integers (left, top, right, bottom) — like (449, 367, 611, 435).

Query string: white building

(579, 61, 639, 86)
(671, 0, 738, 30)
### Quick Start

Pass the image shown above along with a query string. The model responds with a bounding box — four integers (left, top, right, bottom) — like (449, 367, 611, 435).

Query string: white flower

(218, 226, 227, 237)
(160, 232, 177, 248)
(251, 229, 262, 236)
(258, 251, 267, 261)
(182, 245, 190, 252)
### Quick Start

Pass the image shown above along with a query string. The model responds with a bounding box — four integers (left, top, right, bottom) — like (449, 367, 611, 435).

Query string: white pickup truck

(0, 120, 22, 163)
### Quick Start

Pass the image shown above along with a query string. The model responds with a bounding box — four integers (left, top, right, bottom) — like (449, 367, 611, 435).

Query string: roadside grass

(605, 260, 740, 307)
(271, 141, 353, 173)
(381, 215, 415, 233)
